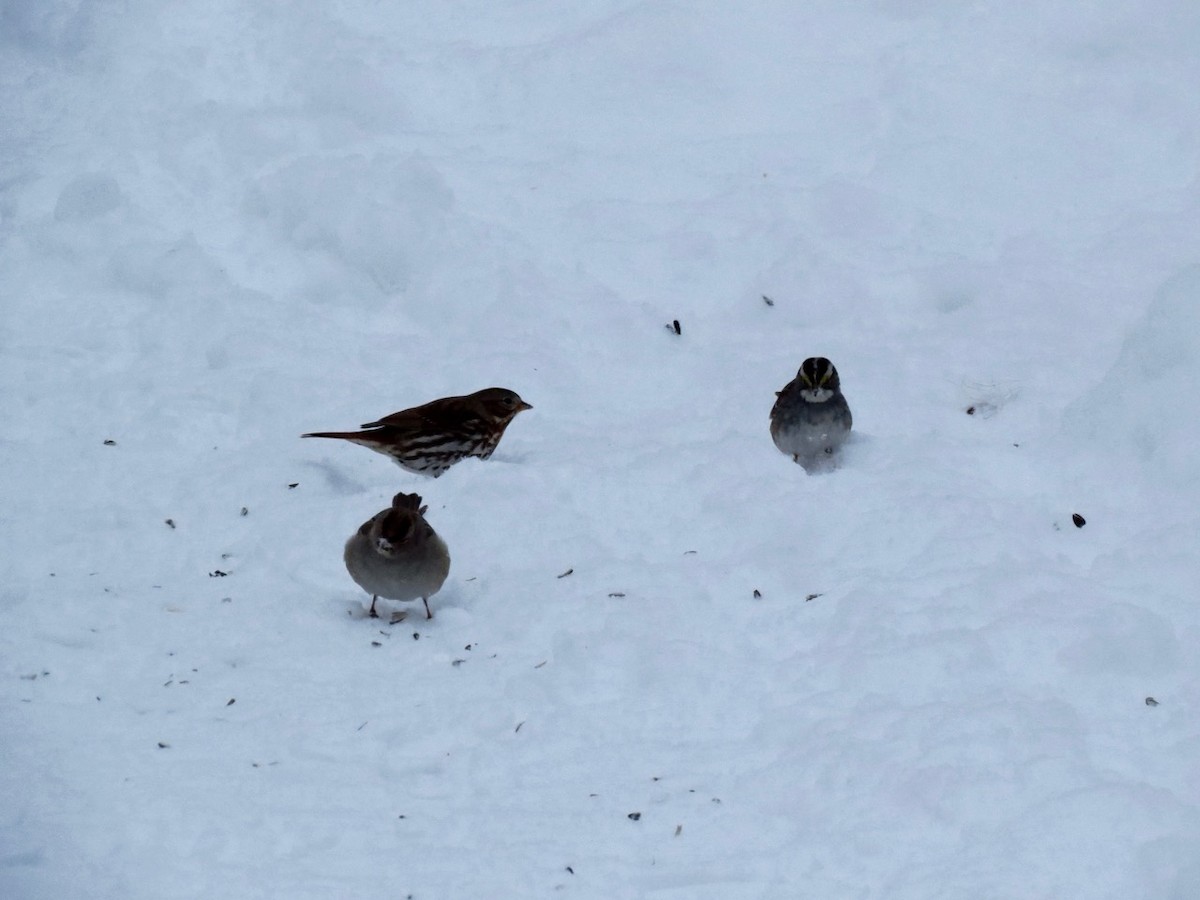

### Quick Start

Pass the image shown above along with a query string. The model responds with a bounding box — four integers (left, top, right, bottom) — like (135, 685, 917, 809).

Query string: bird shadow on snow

(335, 585, 468, 625)
(300, 459, 371, 496)
(336, 596, 410, 624)
(475, 449, 531, 469)
(782, 431, 872, 475)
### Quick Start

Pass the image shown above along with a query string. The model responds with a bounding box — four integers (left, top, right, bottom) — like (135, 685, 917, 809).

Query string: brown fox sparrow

(303, 387, 532, 477)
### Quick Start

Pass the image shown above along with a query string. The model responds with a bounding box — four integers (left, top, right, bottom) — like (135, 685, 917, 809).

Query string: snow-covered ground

(3, 2, 1200, 897)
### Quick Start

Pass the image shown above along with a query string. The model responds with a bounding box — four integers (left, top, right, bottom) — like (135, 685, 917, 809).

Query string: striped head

(370, 493, 431, 555)
(793, 357, 841, 402)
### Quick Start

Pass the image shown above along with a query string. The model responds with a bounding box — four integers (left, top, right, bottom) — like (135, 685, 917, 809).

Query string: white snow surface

(3, 2, 1200, 897)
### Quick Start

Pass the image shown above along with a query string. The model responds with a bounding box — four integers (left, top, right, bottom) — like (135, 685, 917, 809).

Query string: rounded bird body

(770, 357, 852, 467)
(344, 492, 450, 619)
(303, 387, 531, 477)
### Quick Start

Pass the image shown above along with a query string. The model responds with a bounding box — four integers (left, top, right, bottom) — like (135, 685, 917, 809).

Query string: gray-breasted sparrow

(770, 357, 852, 468)
(344, 492, 450, 620)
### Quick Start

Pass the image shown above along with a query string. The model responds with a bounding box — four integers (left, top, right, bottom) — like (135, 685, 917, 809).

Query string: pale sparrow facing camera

(343, 492, 450, 620)
(770, 357, 853, 469)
